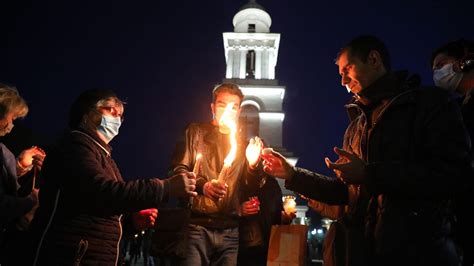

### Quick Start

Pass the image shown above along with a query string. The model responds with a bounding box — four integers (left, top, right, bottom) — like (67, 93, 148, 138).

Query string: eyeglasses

(98, 106, 124, 120)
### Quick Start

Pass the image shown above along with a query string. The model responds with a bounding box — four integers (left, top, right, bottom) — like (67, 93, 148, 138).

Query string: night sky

(1, 0, 473, 185)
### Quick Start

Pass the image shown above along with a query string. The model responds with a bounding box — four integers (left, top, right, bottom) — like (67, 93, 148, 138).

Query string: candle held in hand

(193, 153, 202, 174)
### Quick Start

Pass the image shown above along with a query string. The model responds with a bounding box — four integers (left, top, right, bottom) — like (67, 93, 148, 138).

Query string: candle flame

(193, 153, 202, 174)
(219, 102, 238, 168)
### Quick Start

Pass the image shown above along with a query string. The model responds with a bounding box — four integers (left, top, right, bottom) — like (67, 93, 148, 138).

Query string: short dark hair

(69, 89, 121, 129)
(212, 83, 244, 104)
(430, 39, 474, 67)
(336, 35, 391, 72)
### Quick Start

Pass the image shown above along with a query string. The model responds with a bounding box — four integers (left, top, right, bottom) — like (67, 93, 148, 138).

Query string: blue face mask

(97, 115, 121, 142)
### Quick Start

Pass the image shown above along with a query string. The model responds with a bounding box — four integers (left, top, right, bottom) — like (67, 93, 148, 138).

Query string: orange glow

(192, 153, 202, 174)
(217, 102, 238, 182)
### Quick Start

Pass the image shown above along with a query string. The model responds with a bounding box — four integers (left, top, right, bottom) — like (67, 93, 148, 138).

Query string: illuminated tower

(222, 0, 301, 202)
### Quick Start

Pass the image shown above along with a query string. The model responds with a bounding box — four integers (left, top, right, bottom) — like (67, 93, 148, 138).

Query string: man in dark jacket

(28, 89, 196, 266)
(431, 39, 474, 266)
(262, 35, 471, 266)
(171, 83, 264, 266)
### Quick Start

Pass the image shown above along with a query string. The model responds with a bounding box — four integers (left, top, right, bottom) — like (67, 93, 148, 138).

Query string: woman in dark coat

(29, 89, 196, 265)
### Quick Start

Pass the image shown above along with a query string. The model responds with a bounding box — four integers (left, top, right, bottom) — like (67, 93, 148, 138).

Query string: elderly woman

(0, 84, 46, 264)
(29, 89, 196, 265)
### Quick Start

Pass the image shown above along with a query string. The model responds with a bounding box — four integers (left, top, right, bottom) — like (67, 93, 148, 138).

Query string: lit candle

(217, 164, 229, 183)
(193, 153, 202, 175)
(216, 102, 238, 183)
(282, 195, 297, 215)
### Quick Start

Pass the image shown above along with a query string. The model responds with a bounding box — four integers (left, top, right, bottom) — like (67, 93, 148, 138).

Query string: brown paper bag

(267, 224, 308, 266)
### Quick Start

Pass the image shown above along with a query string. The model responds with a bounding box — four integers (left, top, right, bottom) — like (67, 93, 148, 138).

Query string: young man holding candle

(171, 82, 264, 266)
(262, 35, 471, 266)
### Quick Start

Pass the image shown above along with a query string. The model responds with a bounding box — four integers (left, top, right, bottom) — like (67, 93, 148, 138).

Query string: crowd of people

(0, 35, 473, 266)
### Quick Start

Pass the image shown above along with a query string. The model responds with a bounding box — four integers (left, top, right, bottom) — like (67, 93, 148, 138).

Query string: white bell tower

(222, 0, 300, 199)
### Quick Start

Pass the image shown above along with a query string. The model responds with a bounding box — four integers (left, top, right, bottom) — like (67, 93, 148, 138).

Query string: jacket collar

(345, 71, 420, 119)
(351, 71, 419, 105)
(72, 127, 112, 156)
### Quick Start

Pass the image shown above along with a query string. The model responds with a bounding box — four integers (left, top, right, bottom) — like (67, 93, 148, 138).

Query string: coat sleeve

(171, 124, 207, 194)
(285, 167, 349, 205)
(308, 199, 346, 220)
(365, 91, 472, 198)
(0, 145, 37, 225)
(60, 137, 170, 213)
(0, 188, 37, 226)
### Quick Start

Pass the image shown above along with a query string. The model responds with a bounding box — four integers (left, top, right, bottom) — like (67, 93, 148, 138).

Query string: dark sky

(1, 0, 473, 182)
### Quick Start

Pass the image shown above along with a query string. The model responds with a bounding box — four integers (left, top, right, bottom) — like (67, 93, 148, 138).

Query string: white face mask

(433, 63, 464, 91)
(97, 115, 121, 143)
(0, 121, 14, 137)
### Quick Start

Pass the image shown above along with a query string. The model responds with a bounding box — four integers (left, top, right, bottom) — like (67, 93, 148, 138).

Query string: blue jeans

(180, 224, 239, 266)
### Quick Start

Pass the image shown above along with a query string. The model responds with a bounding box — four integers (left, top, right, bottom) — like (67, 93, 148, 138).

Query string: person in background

(431, 39, 474, 266)
(237, 171, 295, 266)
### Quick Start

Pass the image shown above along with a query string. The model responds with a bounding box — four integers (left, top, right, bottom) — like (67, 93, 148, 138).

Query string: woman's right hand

(17, 146, 46, 176)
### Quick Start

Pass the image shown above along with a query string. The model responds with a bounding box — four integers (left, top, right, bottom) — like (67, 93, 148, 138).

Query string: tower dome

(233, 0, 272, 33)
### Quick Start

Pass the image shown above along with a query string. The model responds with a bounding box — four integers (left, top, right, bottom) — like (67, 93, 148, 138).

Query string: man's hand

(307, 199, 322, 210)
(246, 136, 263, 169)
(203, 180, 227, 201)
(17, 146, 46, 175)
(132, 208, 158, 231)
(325, 147, 367, 184)
(330, 156, 349, 180)
(241, 198, 260, 216)
(167, 172, 197, 198)
(261, 150, 295, 180)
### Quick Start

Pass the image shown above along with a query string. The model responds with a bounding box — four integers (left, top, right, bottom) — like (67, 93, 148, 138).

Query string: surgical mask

(0, 122, 14, 137)
(97, 115, 121, 142)
(433, 63, 464, 91)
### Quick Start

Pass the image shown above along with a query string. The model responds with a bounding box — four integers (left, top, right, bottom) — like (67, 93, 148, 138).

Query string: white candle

(192, 153, 202, 174)
(217, 164, 229, 183)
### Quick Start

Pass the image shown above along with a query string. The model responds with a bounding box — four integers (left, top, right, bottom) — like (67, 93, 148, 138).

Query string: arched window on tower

(248, 24, 256, 33)
(239, 104, 259, 141)
(246, 50, 256, 79)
